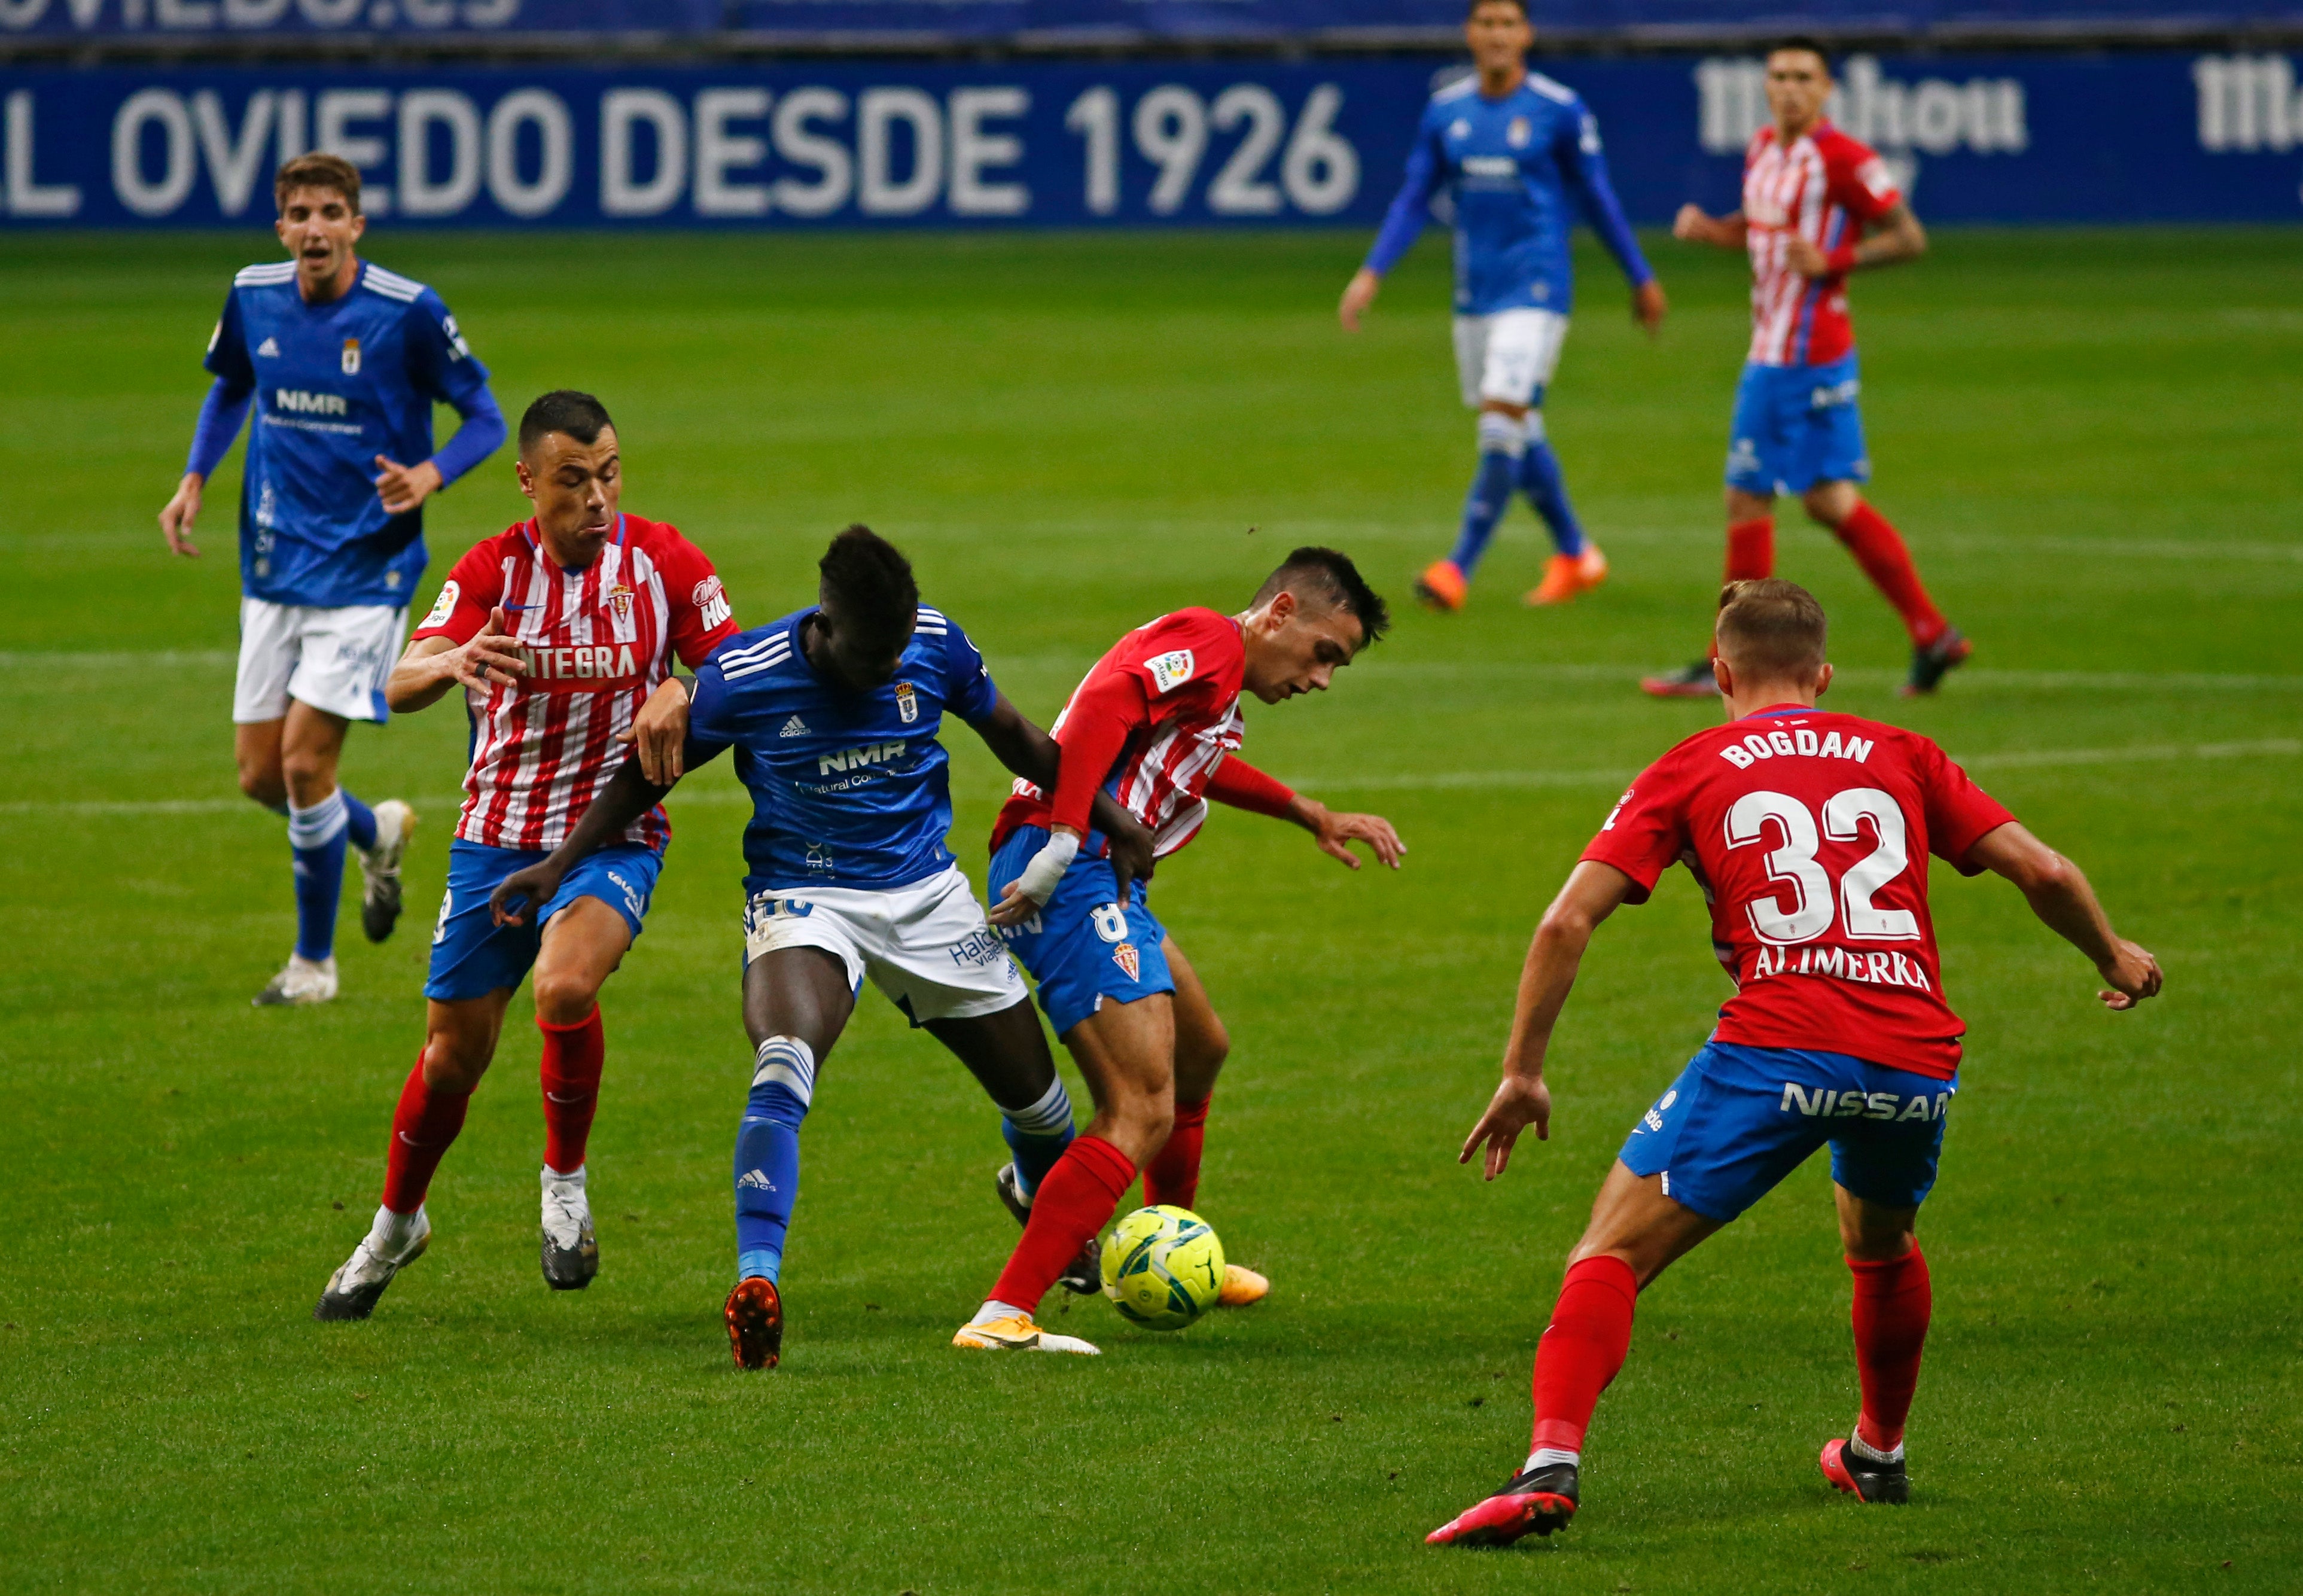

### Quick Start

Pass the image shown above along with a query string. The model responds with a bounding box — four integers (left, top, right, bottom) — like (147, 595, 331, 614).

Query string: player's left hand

(1303, 800, 1406, 870)
(2097, 938, 2164, 1010)
(1782, 234, 1831, 278)
(1631, 279, 1668, 337)
(1104, 813, 1157, 903)
(621, 676, 691, 784)
(1461, 1071, 1552, 1180)
(374, 455, 445, 514)
(489, 861, 564, 927)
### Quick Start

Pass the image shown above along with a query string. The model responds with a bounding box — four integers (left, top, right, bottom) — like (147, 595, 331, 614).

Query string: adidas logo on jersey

(779, 715, 809, 738)
(256, 336, 281, 357)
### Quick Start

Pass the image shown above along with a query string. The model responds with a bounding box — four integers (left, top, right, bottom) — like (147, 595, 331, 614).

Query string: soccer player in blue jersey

(1341, 0, 1666, 614)
(491, 526, 1152, 1368)
(157, 152, 507, 1007)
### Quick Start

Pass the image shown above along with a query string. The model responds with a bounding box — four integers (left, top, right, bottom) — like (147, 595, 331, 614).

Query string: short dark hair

(1467, 0, 1528, 17)
(519, 390, 616, 455)
(1766, 35, 1834, 75)
(275, 153, 361, 215)
(818, 524, 919, 641)
(1716, 578, 1827, 676)
(1253, 546, 1390, 649)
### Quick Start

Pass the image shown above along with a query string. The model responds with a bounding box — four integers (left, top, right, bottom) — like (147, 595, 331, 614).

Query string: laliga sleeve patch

(1854, 157, 1897, 202)
(1144, 648, 1196, 695)
(421, 580, 460, 630)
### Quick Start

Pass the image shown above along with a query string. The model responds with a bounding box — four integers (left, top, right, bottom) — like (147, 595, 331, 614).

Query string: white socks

(1849, 1430, 1905, 1464)
(1524, 1446, 1579, 1474)
(369, 1204, 425, 1257)
(971, 1300, 1026, 1326)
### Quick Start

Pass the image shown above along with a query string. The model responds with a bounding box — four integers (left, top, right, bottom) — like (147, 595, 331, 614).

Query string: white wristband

(1015, 830, 1080, 905)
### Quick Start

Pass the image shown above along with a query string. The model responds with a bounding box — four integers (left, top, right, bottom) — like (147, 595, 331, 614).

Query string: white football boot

(253, 953, 338, 1007)
(313, 1208, 431, 1321)
(540, 1166, 599, 1290)
(358, 799, 416, 944)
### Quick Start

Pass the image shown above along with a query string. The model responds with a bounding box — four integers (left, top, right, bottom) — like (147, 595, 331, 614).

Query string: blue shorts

(990, 825, 1174, 1038)
(1617, 1040, 1956, 1222)
(1725, 354, 1870, 495)
(424, 838, 662, 1003)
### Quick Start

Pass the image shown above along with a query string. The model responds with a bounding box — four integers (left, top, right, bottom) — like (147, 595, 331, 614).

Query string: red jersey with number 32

(1581, 706, 2013, 1079)
(412, 513, 739, 853)
(994, 607, 1247, 858)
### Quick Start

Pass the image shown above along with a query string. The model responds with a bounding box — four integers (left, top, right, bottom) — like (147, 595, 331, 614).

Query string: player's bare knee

(1804, 483, 1859, 528)
(530, 967, 601, 1028)
(279, 749, 337, 808)
(421, 1032, 492, 1093)
(236, 761, 287, 810)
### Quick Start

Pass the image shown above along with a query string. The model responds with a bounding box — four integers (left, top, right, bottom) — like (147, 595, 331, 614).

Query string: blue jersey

(1364, 71, 1651, 317)
(687, 604, 1000, 893)
(202, 260, 495, 608)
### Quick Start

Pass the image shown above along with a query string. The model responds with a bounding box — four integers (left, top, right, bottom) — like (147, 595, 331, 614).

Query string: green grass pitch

(1, 227, 2298, 1593)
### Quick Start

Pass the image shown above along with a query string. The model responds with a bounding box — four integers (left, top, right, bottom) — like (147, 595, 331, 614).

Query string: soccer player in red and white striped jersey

(955, 549, 1407, 1355)
(314, 390, 738, 1321)
(1652, 39, 1970, 700)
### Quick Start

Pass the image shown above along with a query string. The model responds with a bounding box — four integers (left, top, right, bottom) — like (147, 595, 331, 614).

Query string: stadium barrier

(2, 51, 2299, 225)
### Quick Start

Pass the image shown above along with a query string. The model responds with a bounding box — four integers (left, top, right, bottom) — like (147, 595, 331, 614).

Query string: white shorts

(742, 864, 1024, 1026)
(1453, 309, 1571, 410)
(233, 597, 408, 724)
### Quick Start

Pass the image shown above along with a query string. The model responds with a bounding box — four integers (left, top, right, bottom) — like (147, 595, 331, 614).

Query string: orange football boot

(1414, 559, 1468, 613)
(1524, 544, 1609, 607)
(1217, 1264, 1269, 1307)
(724, 1277, 784, 1370)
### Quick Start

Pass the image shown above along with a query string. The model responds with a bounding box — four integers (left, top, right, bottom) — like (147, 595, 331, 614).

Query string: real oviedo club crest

(341, 338, 361, 375)
(894, 681, 919, 723)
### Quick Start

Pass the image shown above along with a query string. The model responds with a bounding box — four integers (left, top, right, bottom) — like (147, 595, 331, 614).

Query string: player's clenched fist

(2098, 939, 2163, 1010)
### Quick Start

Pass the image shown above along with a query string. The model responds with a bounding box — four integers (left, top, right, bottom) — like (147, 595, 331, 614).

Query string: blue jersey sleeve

(942, 618, 998, 723)
(201, 288, 255, 389)
(683, 651, 741, 768)
(1557, 102, 1653, 288)
(1364, 109, 1448, 276)
(185, 378, 254, 479)
(405, 289, 505, 487)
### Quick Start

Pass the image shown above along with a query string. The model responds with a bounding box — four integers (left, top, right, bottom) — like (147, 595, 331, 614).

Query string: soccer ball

(1100, 1205, 1225, 1331)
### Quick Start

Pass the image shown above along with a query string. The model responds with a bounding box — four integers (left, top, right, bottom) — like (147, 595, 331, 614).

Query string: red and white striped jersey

(995, 608, 1247, 860)
(1741, 122, 1900, 367)
(412, 513, 740, 853)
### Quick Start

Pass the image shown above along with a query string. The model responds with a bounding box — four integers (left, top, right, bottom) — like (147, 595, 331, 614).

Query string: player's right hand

(1671, 203, 1711, 242)
(1460, 1071, 1552, 1181)
(489, 862, 563, 927)
(1104, 814, 1156, 903)
(1338, 267, 1381, 331)
(447, 605, 528, 693)
(2097, 939, 2164, 1010)
(159, 473, 203, 558)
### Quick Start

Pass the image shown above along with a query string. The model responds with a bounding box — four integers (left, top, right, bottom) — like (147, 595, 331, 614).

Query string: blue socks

(1446, 410, 1527, 578)
(735, 1036, 815, 1284)
(1001, 1074, 1077, 1201)
(287, 788, 370, 962)
(1518, 423, 1586, 558)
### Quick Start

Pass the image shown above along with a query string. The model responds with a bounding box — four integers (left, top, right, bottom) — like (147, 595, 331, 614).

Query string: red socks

(1827, 503, 1948, 647)
(380, 1052, 472, 1214)
(990, 1134, 1135, 1311)
(1528, 1254, 1639, 1454)
(538, 1007, 605, 1175)
(1725, 516, 1775, 583)
(1848, 1245, 1932, 1452)
(1143, 1096, 1210, 1212)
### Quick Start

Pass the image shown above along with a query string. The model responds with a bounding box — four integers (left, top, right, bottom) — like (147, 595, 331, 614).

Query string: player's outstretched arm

(1461, 861, 1637, 1180)
(967, 692, 1156, 898)
(386, 605, 526, 714)
(1968, 823, 2163, 1010)
(1671, 204, 1748, 250)
(489, 755, 677, 927)
(1207, 758, 1405, 870)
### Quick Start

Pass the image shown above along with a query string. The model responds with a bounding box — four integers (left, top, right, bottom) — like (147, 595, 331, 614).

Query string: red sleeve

(410, 541, 503, 644)
(1577, 750, 1693, 904)
(1826, 135, 1901, 224)
(1112, 609, 1244, 717)
(653, 528, 741, 668)
(1049, 669, 1150, 835)
(1920, 739, 2016, 876)
(1205, 756, 1296, 819)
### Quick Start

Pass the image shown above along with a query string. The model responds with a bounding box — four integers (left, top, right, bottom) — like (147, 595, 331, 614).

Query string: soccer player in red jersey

(313, 391, 739, 1320)
(958, 549, 1407, 1354)
(1429, 579, 2161, 1544)
(1647, 40, 1970, 700)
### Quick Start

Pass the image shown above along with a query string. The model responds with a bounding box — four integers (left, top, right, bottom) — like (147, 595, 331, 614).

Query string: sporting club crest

(607, 583, 634, 624)
(1112, 942, 1140, 981)
(894, 681, 919, 723)
(340, 337, 361, 375)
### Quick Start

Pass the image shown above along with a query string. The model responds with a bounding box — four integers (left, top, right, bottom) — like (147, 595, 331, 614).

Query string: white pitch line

(9, 741, 2293, 817)
(1293, 738, 2301, 793)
